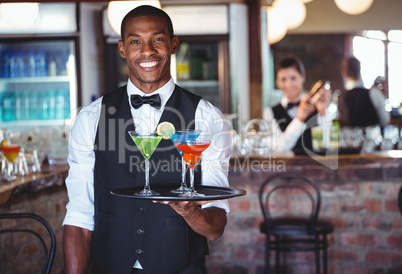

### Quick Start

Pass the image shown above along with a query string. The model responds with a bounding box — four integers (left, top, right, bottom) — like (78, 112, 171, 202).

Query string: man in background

(338, 56, 390, 127)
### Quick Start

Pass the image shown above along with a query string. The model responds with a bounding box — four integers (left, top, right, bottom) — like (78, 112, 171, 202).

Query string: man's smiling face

(118, 15, 179, 94)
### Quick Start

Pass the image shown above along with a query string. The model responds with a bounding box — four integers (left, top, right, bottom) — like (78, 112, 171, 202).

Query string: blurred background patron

(338, 57, 390, 128)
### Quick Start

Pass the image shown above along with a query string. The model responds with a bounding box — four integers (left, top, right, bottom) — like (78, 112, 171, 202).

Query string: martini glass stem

(188, 166, 195, 194)
(181, 157, 187, 188)
(144, 158, 151, 193)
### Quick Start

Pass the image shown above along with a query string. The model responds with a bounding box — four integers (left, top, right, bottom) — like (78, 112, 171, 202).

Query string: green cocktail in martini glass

(128, 130, 162, 196)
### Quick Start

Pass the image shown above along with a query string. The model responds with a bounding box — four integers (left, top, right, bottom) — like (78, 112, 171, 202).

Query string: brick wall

(0, 183, 68, 274)
(206, 169, 402, 274)
(1, 167, 401, 274)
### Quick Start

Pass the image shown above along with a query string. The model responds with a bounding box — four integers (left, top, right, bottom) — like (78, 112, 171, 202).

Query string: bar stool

(0, 213, 56, 274)
(259, 173, 334, 274)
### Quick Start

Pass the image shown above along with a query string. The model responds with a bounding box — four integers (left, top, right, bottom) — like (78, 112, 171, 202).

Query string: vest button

(137, 229, 144, 235)
(136, 249, 143, 255)
(138, 208, 145, 213)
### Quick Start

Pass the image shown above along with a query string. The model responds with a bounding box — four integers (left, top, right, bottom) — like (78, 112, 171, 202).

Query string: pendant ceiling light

(273, 0, 306, 30)
(266, 6, 288, 44)
(334, 0, 374, 15)
(107, 0, 161, 36)
(0, 2, 39, 29)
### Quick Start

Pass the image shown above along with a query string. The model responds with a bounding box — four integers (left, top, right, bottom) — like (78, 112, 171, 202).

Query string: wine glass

(1, 144, 21, 181)
(171, 137, 210, 197)
(128, 130, 162, 196)
(169, 130, 201, 194)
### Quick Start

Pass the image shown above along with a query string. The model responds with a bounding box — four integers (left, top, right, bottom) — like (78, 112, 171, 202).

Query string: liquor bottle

(176, 43, 191, 81)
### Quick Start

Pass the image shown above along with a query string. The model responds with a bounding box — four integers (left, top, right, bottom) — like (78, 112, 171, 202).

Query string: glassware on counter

(242, 119, 276, 156)
(381, 125, 400, 151)
(0, 143, 21, 181)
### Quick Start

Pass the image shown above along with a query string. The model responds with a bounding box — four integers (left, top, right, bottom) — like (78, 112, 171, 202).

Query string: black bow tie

(131, 94, 161, 110)
(287, 101, 300, 110)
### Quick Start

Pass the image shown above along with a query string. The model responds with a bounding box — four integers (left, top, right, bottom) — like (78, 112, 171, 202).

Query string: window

(353, 30, 402, 108)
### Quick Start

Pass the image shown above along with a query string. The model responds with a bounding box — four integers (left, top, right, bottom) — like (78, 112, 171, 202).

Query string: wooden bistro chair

(259, 174, 334, 274)
(0, 213, 56, 274)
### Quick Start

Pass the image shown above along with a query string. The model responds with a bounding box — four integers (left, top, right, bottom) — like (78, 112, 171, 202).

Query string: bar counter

(208, 151, 402, 273)
(1, 152, 401, 273)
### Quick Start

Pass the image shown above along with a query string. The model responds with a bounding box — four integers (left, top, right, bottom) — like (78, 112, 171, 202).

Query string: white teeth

(140, 61, 158, 68)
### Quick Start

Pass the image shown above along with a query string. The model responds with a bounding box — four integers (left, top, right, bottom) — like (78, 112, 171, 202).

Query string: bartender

(62, 5, 231, 274)
(263, 56, 331, 152)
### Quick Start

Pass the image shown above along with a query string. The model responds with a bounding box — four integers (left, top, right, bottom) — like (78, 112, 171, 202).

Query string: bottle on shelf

(64, 90, 71, 119)
(35, 49, 48, 77)
(15, 90, 22, 120)
(55, 50, 69, 76)
(26, 50, 36, 77)
(0, 50, 4, 78)
(176, 43, 191, 81)
(48, 89, 56, 119)
(15, 50, 25, 78)
(56, 89, 67, 119)
(40, 90, 49, 120)
(30, 90, 41, 120)
(48, 56, 57, 76)
(7, 49, 16, 78)
(22, 90, 30, 120)
(2, 91, 16, 121)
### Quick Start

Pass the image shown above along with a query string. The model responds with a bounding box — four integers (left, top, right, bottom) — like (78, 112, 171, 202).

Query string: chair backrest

(259, 173, 321, 234)
(0, 213, 56, 274)
(398, 185, 402, 217)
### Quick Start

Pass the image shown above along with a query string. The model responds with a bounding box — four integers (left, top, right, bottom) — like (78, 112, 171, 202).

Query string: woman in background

(263, 56, 331, 152)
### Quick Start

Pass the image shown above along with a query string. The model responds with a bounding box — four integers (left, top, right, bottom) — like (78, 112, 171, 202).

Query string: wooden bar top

(0, 164, 69, 205)
(1, 150, 401, 205)
(230, 150, 402, 169)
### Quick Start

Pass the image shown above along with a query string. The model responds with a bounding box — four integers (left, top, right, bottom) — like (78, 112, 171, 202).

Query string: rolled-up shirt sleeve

(62, 99, 102, 231)
(196, 99, 231, 213)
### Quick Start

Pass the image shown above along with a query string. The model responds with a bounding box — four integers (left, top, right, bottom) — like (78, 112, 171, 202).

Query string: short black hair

(120, 5, 174, 41)
(276, 56, 305, 76)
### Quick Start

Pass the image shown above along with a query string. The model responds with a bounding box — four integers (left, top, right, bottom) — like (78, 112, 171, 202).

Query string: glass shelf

(0, 76, 70, 84)
(176, 80, 219, 88)
(0, 119, 70, 128)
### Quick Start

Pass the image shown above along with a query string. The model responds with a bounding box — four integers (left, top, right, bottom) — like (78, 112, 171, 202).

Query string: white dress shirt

(263, 95, 331, 152)
(63, 78, 231, 231)
(345, 79, 390, 126)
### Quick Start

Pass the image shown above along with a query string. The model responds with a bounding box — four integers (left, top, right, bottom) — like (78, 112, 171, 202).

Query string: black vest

(340, 87, 380, 127)
(272, 103, 318, 152)
(91, 85, 207, 273)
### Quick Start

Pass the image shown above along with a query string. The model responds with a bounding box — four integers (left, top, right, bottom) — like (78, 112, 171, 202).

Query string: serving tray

(110, 185, 247, 201)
